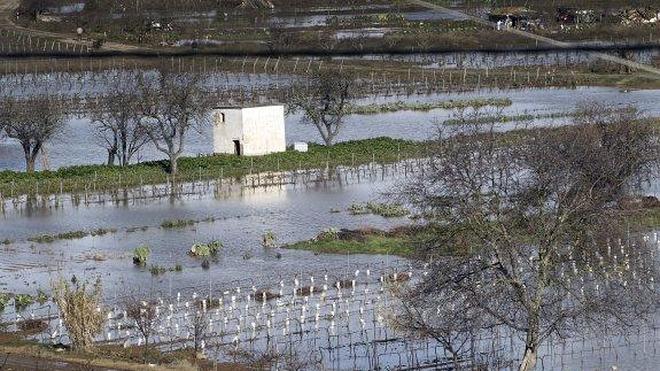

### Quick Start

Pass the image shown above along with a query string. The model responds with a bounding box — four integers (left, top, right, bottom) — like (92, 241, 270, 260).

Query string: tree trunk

(518, 346, 537, 371)
(107, 148, 117, 166)
(25, 154, 36, 173)
(22, 144, 37, 173)
(169, 154, 178, 176)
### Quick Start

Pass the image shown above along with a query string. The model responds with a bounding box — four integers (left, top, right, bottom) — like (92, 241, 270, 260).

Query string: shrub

(14, 294, 34, 311)
(149, 265, 167, 276)
(316, 228, 339, 242)
(133, 245, 151, 266)
(348, 203, 370, 215)
(348, 202, 410, 217)
(366, 202, 410, 218)
(261, 231, 278, 248)
(189, 240, 222, 257)
(0, 293, 10, 312)
(52, 278, 104, 351)
(36, 289, 48, 305)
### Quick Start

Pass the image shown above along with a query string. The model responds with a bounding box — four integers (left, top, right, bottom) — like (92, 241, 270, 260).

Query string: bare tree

(288, 69, 355, 146)
(186, 307, 210, 354)
(0, 96, 66, 173)
(137, 69, 213, 176)
(124, 297, 160, 363)
(88, 72, 149, 166)
(393, 105, 660, 370)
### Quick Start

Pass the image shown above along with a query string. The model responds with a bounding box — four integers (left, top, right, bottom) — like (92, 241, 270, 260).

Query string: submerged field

(0, 1, 659, 368)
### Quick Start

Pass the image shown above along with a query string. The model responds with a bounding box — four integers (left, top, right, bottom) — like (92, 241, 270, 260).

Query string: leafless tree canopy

(0, 96, 66, 172)
(124, 296, 160, 363)
(137, 69, 214, 176)
(393, 105, 660, 370)
(288, 70, 356, 146)
(88, 71, 149, 167)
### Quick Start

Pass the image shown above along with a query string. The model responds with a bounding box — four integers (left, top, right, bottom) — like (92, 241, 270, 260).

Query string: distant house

(212, 105, 286, 156)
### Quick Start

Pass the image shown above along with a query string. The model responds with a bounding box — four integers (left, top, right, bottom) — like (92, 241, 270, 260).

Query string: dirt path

(409, 0, 660, 79)
(0, 0, 142, 52)
(0, 353, 123, 370)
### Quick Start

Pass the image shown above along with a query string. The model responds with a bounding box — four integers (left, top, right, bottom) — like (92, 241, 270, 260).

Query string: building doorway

(233, 140, 242, 156)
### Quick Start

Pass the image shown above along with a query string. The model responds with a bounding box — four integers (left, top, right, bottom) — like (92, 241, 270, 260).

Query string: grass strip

(0, 137, 426, 197)
(350, 98, 512, 115)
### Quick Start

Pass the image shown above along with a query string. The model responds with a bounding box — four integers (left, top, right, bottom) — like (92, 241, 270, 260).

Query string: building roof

(213, 103, 284, 110)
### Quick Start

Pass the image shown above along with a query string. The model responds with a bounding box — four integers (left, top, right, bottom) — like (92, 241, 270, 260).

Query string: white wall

(212, 105, 286, 156)
(212, 109, 243, 154)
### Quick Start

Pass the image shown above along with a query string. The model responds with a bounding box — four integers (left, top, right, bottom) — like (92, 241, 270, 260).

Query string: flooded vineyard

(1, 86, 659, 172)
(2, 235, 659, 369)
(0, 1, 659, 367)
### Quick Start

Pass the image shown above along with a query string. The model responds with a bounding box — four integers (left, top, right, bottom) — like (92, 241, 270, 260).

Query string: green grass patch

(0, 137, 424, 198)
(28, 230, 87, 243)
(443, 112, 572, 126)
(161, 219, 196, 229)
(348, 202, 410, 217)
(285, 226, 431, 256)
(26, 228, 119, 244)
(350, 98, 512, 115)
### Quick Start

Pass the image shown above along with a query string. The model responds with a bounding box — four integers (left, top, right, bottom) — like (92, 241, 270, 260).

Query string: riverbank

(0, 331, 230, 370)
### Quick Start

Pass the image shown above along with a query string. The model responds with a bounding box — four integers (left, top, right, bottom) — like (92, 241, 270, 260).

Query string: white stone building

(212, 105, 286, 156)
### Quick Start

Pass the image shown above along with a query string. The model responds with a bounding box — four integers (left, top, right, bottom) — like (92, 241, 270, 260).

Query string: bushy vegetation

(132, 245, 151, 266)
(349, 202, 410, 218)
(188, 240, 222, 257)
(261, 231, 278, 248)
(0, 293, 10, 312)
(52, 278, 105, 351)
(316, 227, 340, 242)
(14, 294, 34, 311)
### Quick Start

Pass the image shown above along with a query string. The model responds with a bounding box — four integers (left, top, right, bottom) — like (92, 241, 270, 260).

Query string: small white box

(293, 142, 309, 152)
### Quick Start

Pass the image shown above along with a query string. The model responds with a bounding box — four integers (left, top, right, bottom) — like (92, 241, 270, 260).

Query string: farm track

(0, 0, 658, 63)
(409, 0, 660, 79)
(0, 0, 141, 52)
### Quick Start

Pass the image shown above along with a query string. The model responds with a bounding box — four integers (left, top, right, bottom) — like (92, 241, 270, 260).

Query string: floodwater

(268, 9, 467, 29)
(339, 48, 660, 68)
(0, 172, 409, 296)
(1, 86, 659, 171)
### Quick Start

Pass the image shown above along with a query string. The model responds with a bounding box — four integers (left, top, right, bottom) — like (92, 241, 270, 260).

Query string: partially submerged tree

(288, 69, 355, 146)
(88, 72, 149, 166)
(0, 96, 66, 172)
(52, 277, 105, 351)
(186, 307, 210, 354)
(124, 296, 160, 363)
(137, 69, 213, 176)
(393, 105, 660, 370)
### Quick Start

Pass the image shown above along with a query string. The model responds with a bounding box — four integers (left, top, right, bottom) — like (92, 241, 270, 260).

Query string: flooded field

(1, 2, 659, 366)
(1, 168, 658, 369)
(340, 48, 660, 69)
(0, 169, 409, 295)
(1, 86, 659, 172)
